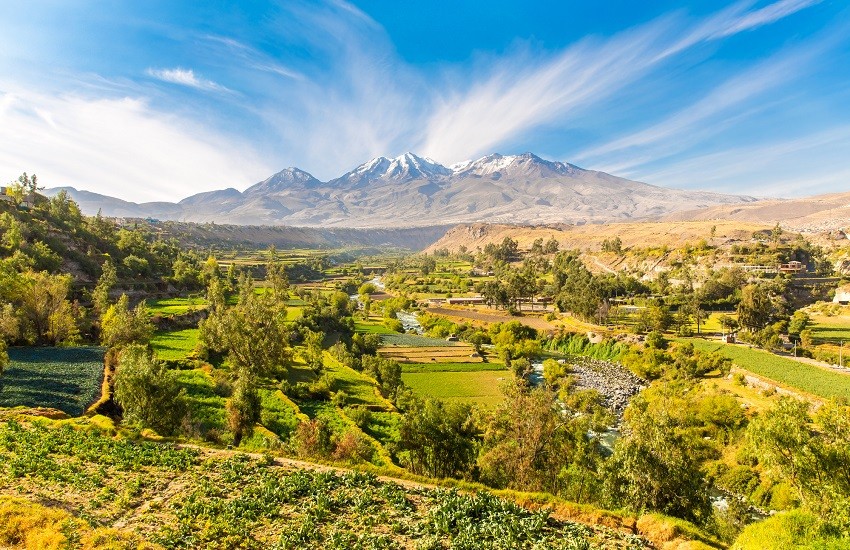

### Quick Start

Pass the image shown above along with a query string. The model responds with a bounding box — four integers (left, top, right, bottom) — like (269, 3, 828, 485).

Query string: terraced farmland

(685, 338, 850, 400)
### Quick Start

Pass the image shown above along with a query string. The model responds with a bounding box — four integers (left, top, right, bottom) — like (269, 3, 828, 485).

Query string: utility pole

(841, 341, 844, 368)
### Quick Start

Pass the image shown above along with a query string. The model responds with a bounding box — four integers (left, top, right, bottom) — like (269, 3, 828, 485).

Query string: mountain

(45, 152, 757, 228)
(664, 191, 850, 234)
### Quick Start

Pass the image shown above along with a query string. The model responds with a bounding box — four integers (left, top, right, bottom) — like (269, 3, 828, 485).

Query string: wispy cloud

(146, 67, 232, 93)
(635, 126, 850, 196)
(418, 0, 824, 165)
(574, 41, 821, 167)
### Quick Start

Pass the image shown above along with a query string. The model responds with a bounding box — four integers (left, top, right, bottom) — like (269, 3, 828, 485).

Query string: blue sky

(1, 0, 848, 202)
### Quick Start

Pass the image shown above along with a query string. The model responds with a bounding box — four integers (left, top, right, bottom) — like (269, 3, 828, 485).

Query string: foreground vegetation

(2, 175, 850, 548)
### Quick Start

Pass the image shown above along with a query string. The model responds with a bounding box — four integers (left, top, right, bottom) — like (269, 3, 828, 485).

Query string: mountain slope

(45, 152, 756, 227)
(664, 191, 850, 233)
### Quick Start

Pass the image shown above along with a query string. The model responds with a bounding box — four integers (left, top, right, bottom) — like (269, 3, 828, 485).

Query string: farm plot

(684, 338, 850, 400)
(0, 347, 105, 416)
(146, 296, 206, 316)
(152, 328, 200, 362)
(379, 344, 482, 363)
(401, 370, 508, 407)
(379, 333, 463, 347)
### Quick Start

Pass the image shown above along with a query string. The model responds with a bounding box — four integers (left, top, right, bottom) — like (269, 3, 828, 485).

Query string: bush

(113, 345, 187, 436)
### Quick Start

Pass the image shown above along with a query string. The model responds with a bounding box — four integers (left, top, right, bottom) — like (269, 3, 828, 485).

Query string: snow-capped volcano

(333, 152, 452, 187)
(46, 151, 758, 227)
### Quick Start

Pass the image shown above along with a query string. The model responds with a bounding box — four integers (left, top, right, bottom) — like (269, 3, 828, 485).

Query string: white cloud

(0, 89, 272, 202)
(146, 67, 232, 93)
(417, 0, 823, 166)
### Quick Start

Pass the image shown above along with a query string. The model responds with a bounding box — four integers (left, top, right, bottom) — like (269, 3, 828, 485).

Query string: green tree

(201, 276, 291, 380)
(113, 345, 186, 435)
(18, 271, 79, 345)
(303, 329, 325, 373)
(100, 294, 153, 348)
(92, 259, 117, 315)
(737, 284, 773, 331)
(603, 393, 712, 524)
(479, 381, 605, 502)
(227, 374, 262, 445)
(398, 398, 479, 479)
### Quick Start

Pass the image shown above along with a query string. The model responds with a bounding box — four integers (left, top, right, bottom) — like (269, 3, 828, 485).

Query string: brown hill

(663, 191, 850, 233)
(425, 220, 772, 255)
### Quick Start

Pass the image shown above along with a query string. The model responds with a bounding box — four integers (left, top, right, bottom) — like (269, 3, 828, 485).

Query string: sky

(1, 0, 849, 202)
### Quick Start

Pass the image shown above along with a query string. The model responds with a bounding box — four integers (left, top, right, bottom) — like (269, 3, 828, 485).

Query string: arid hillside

(664, 191, 850, 233)
(425, 220, 774, 254)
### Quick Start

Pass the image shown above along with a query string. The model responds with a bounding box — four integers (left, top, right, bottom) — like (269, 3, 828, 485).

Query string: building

(0, 187, 11, 203)
(446, 296, 485, 305)
(777, 261, 806, 274)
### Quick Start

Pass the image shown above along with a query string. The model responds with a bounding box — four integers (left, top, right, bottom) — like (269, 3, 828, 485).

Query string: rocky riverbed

(569, 357, 646, 417)
(532, 356, 646, 417)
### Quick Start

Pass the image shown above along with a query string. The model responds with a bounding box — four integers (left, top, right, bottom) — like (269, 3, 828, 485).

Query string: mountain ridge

(45, 151, 758, 228)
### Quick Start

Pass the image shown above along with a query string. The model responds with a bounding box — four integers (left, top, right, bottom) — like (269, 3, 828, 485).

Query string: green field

(809, 314, 850, 344)
(146, 296, 207, 316)
(151, 328, 200, 361)
(401, 362, 507, 373)
(401, 370, 508, 407)
(0, 347, 105, 416)
(354, 320, 395, 334)
(176, 369, 227, 437)
(684, 338, 850, 400)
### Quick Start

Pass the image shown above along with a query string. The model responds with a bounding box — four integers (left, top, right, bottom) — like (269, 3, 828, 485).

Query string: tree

(737, 284, 773, 331)
(603, 394, 712, 524)
(201, 276, 291, 380)
(303, 329, 325, 373)
(113, 345, 186, 435)
(398, 398, 479, 479)
(100, 294, 153, 348)
(544, 237, 559, 254)
(18, 271, 79, 345)
(92, 259, 117, 315)
(227, 374, 261, 445)
(479, 381, 605, 501)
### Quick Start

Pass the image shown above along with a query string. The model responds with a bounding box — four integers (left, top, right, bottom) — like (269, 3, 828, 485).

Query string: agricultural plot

(379, 333, 463, 347)
(684, 338, 850, 400)
(176, 369, 227, 438)
(322, 353, 392, 410)
(401, 362, 505, 373)
(0, 347, 105, 416)
(152, 328, 200, 362)
(380, 344, 482, 363)
(146, 296, 206, 316)
(0, 419, 645, 549)
(401, 370, 509, 407)
(809, 313, 850, 344)
(354, 320, 396, 334)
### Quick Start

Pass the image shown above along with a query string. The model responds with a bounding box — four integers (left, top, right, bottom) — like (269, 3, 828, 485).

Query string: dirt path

(426, 306, 557, 331)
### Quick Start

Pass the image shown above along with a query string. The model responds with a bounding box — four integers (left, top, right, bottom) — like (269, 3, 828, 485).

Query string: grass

(146, 296, 206, 316)
(354, 320, 395, 335)
(175, 368, 227, 437)
(0, 347, 105, 416)
(259, 389, 300, 440)
(323, 353, 390, 410)
(683, 338, 850, 400)
(400, 362, 507, 373)
(151, 329, 200, 362)
(809, 313, 850, 344)
(401, 370, 509, 408)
